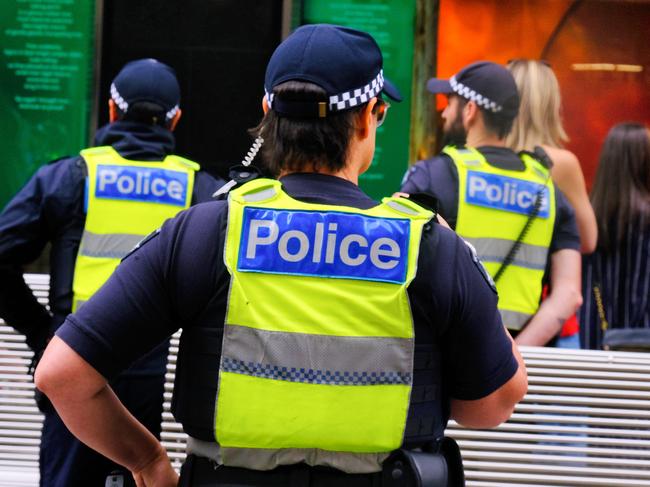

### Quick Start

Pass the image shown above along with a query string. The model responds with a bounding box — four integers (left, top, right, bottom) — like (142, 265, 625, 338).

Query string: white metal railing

(1, 274, 650, 486)
(447, 347, 650, 486)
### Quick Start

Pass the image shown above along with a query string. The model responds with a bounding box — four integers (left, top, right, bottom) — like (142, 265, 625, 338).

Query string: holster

(383, 438, 465, 487)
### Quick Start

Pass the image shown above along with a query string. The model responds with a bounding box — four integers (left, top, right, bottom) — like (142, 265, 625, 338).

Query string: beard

(441, 109, 467, 147)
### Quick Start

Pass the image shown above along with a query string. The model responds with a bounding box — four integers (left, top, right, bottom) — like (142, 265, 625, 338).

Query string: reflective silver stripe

(222, 325, 413, 385)
(241, 187, 277, 202)
(386, 200, 419, 216)
(78, 231, 143, 259)
(500, 308, 533, 331)
(464, 237, 548, 271)
(454, 148, 482, 166)
(186, 436, 387, 473)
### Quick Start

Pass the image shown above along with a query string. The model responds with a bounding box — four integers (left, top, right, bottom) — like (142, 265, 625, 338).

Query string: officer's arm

(35, 336, 178, 486)
(450, 331, 527, 428)
(443, 234, 527, 428)
(0, 167, 57, 352)
(515, 248, 582, 346)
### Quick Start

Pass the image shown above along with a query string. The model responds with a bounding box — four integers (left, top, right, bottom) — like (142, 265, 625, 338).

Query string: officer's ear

(262, 95, 269, 114)
(108, 99, 118, 123)
(463, 100, 480, 128)
(357, 97, 378, 139)
(169, 109, 182, 132)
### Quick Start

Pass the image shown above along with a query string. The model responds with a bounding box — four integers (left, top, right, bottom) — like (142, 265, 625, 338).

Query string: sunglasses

(374, 99, 391, 127)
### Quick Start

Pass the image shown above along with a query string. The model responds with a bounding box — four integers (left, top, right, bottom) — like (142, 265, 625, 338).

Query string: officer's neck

(281, 147, 366, 185)
(281, 165, 360, 185)
(466, 129, 506, 149)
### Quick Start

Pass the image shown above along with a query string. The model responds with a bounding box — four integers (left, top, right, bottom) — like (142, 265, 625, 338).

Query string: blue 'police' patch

(95, 165, 188, 206)
(238, 208, 410, 284)
(466, 171, 549, 218)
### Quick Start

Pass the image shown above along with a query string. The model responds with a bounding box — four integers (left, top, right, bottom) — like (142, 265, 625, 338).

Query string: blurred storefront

(437, 0, 650, 187)
(1, 0, 648, 209)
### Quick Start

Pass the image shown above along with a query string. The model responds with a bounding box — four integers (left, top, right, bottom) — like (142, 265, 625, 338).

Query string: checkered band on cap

(265, 70, 384, 113)
(110, 83, 179, 121)
(264, 90, 275, 108)
(450, 75, 503, 113)
(110, 83, 129, 112)
(329, 70, 384, 111)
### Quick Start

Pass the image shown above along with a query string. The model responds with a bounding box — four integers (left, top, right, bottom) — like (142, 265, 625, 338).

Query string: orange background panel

(438, 0, 570, 75)
(435, 0, 650, 188)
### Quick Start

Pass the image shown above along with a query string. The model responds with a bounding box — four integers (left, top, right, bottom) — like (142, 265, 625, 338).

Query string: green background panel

(0, 0, 96, 208)
(302, 0, 416, 200)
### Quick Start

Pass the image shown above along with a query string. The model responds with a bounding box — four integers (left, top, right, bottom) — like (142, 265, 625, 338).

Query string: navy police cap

(110, 58, 180, 122)
(264, 24, 402, 118)
(427, 61, 520, 119)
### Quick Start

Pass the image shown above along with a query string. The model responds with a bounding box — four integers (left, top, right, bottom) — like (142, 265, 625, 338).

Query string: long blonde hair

(506, 60, 569, 152)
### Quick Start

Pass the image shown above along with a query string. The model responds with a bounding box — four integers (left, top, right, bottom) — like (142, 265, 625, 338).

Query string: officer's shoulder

(459, 237, 498, 293)
(402, 154, 453, 188)
(414, 153, 453, 171)
(122, 200, 228, 261)
(518, 146, 554, 170)
(420, 226, 497, 293)
(185, 198, 229, 221)
(196, 169, 224, 184)
(419, 219, 455, 256)
(42, 155, 81, 172)
(45, 154, 76, 166)
(36, 155, 85, 185)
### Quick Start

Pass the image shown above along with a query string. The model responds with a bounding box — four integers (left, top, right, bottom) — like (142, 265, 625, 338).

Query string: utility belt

(178, 439, 464, 487)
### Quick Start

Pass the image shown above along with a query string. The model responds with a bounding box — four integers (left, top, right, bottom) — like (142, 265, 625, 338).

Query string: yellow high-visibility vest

(72, 146, 199, 311)
(445, 145, 555, 331)
(217, 178, 432, 471)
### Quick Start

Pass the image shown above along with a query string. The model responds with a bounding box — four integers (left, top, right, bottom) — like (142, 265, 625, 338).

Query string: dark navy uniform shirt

(401, 147, 581, 253)
(55, 173, 518, 433)
(0, 120, 224, 375)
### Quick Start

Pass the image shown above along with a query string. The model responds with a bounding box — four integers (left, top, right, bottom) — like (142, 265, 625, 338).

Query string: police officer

(0, 58, 223, 486)
(35, 27, 527, 486)
(401, 61, 582, 346)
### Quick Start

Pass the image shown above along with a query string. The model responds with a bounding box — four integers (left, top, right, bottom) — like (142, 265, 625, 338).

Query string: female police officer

(35, 25, 527, 486)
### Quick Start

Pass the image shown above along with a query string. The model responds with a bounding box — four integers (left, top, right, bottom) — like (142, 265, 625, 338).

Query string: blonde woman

(507, 59, 597, 348)
(507, 59, 597, 254)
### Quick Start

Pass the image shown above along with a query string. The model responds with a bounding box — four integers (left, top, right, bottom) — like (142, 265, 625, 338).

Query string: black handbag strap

(592, 257, 609, 332)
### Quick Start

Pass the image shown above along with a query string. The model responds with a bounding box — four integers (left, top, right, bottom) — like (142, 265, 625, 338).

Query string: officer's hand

(132, 447, 178, 487)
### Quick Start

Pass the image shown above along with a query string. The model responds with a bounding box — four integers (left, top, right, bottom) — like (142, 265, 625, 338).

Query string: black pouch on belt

(383, 437, 465, 487)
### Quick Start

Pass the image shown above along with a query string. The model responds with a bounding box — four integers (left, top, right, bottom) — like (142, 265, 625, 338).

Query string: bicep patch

(463, 239, 497, 293)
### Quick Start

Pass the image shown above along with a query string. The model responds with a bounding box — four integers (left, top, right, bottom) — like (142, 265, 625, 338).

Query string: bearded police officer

(0, 58, 222, 486)
(401, 61, 582, 346)
(36, 28, 527, 486)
